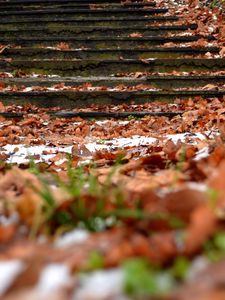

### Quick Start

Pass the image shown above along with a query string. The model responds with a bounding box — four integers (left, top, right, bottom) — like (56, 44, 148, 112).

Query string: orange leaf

(129, 32, 142, 38)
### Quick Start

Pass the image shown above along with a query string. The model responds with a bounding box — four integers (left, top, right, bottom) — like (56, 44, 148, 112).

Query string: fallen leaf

(129, 32, 142, 38)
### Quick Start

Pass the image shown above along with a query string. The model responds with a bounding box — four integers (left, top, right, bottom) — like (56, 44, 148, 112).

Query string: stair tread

(0, 0, 154, 3)
(2, 58, 222, 62)
(0, 0, 223, 109)
(2, 46, 219, 53)
(0, 35, 214, 41)
(0, 15, 179, 24)
(1, 90, 225, 93)
(1, 74, 224, 81)
(0, 8, 168, 15)
(0, 24, 197, 31)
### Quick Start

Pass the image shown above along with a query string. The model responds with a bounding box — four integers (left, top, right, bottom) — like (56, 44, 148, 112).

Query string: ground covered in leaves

(0, 94, 225, 300)
(1, 0, 225, 299)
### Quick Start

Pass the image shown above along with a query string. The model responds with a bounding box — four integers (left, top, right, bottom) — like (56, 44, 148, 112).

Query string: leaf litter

(0, 95, 225, 299)
(0, 0, 225, 299)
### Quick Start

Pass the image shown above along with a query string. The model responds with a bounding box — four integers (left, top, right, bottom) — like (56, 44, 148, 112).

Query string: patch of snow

(3, 144, 72, 164)
(23, 87, 33, 92)
(55, 229, 90, 248)
(54, 158, 68, 166)
(0, 260, 25, 296)
(35, 264, 71, 296)
(95, 120, 130, 126)
(31, 73, 60, 78)
(78, 159, 92, 166)
(31, 73, 40, 78)
(0, 213, 19, 226)
(208, 26, 214, 33)
(186, 256, 209, 281)
(47, 87, 58, 91)
(1, 132, 216, 165)
(168, 132, 207, 143)
(186, 182, 208, 192)
(86, 136, 157, 153)
(194, 147, 209, 160)
(4, 72, 13, 78)
(48, 74, 61, 78)
(74, 269, 124, 300)
(109, 136, 157, 147)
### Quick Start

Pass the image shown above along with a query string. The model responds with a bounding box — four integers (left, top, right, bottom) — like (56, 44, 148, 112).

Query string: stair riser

(1, 0, 224, 111)
(0, 38, 212, 48)
(0, 46, 218, 60)
(0, 0, 152, 4)
(1, 77, 225, 89)
(0, 9, 168, 19)
(0, 91, 224, 108)
(0, 60, 224, 76)
(0, 16, 179, 27)
(0, 27, 196, 38)
(0, 3, 157, 10)
(0, 112, 180, 119)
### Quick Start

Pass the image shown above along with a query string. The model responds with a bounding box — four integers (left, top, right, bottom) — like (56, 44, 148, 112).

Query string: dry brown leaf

(164, 189, 206, 222)
(202, 84, 218, 90)
(133, 72, 144, 78)
(0, 225, 16, 243)
(219, 47, 225, 57)
(0, 101, 5, 111)
(0, 81, 6, 90)
(129, 32, 143, 38)
(55, 42, 70, 50)
(184, 203, 217, 255)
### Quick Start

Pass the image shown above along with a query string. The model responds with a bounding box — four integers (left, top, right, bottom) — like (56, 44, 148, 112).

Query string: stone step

(0, 59, 224, 76)
(0, 111, 181, 119)
(0, 15, 179, 27)
(0, 46, 218, 60)
(1, 75, 225, 89)
(0, 35, 214, 48)
(0, 8, 168, 20)
(0, 2, 157, 10)
(1, 0, 222, 112)
(0, 0, 150, 3)
(0, 24, 197, 38)
(0, 89, 224, 108)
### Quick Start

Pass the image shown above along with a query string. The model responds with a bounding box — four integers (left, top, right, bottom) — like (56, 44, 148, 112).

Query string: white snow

(194, 146, 209, 161)
(0, 131, 217, 165)
(0, 213, 19, 226)
(55, 229, 90, 248)
(35, 264, 72, 296)
(186, 182, 208, 192)
(3, 144, 72, 164)
(74, 269, 124, 300)
(0, 260, 25, 296)
(23, 87, 33, 92)
(186, 256, 209, 281)
(167, 132, 207, 143)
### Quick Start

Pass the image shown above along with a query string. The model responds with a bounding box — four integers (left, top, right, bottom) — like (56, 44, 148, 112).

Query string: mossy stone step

(0, 8, 168, 20)
(0, 2, 157, 10)
(1, 75, 225, 89)
(0, 90, 224, 108)
(0, 35, 214, 48)
(0, 59, 224, 76)
(1, 46, 219, 60)
(1, 0, 221, 110)
(0, 16, 179, 27)
(0, 24, 197, 38)
(0, 0, 151, 3)
(0, 111, 180, 119)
